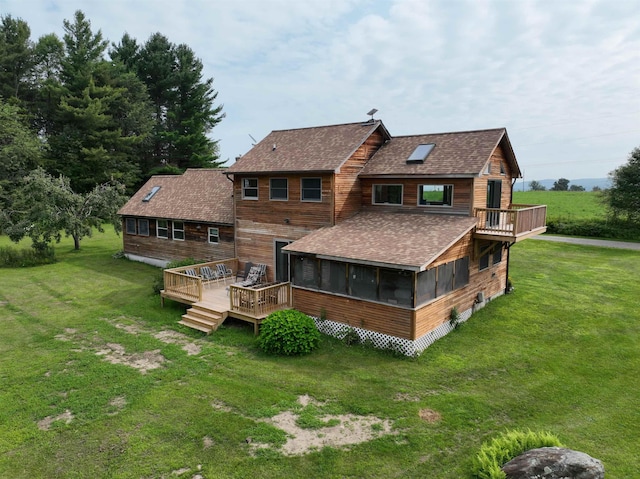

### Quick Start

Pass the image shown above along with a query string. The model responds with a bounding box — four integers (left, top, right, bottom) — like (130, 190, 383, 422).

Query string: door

(486, 180, 502, 227)
(274, 240, 292, 282)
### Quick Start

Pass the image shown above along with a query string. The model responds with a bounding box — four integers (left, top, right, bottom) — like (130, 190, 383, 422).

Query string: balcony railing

(474, 204, 547, 239)
(163, 258, 238, 303)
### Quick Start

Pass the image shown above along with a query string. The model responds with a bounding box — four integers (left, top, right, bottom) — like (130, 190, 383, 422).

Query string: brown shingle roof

(360, 128, 520, 177)
(117, 169, 233, 224)
(226, 121, 387, 174)
(282, 212, 477, 271)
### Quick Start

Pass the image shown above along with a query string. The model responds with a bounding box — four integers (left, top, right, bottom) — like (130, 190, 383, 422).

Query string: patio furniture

(200, 266, 219, 286)
(216, 263, 233, 284)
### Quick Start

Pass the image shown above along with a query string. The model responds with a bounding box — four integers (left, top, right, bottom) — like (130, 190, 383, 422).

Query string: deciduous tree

(528, 180, 546, 191)
(551, 178, 570, 191)
(607, 146, 640, 223)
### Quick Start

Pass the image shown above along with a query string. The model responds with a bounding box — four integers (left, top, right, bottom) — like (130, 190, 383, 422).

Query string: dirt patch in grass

(95, 343, 165, 374)
(418, 408, 442, 423)
(252, 395, 394, 456)
(37, 410, 74, 431)
(153, 330, 201, 356)
(394, 392, 421, 402)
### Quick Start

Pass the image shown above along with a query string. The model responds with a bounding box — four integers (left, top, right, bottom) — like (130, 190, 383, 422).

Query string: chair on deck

(236, 262, 254, 282)
(184, 268, 198, 277)
(200, 266, 218, 286)
(234, 266, 262, 287)
(216, 263, 233, 284)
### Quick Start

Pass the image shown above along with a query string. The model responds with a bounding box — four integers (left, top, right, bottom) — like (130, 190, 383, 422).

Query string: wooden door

(487, 180, 502, 226)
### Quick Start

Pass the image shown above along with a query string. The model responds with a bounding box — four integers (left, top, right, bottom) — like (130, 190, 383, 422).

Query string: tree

(0, 99, 43, 214)
(569, 184, 585, 191)
(3, 167, 126, 251)
(592, 186, 602, 192)
(551, 178, 570, 191)
(0, 15, 34, 101)
(528, 180, 546, 191)
(606, 146, 640, 223)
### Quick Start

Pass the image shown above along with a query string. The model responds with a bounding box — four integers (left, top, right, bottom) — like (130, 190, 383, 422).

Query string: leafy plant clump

(152, 258, 203, 294)
(472, 429, 563, 479)
(449, 306, 461, 328)
(258, 309, 321, 356)
(0, 245, 56, 268)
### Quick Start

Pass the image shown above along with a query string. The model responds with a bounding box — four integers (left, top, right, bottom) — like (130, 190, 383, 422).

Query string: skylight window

(142, 186, 161, 202)
(407, 143, 435, 164)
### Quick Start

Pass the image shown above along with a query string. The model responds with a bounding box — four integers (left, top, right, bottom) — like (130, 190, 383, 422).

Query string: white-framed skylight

(407, 143, 435, 164)
(142, 186, 161, 202)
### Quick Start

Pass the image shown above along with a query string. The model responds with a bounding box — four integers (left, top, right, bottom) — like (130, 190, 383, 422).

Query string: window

(454, 256, 470, 289)
(348, 264, 378, 301)
(293, 256, 319, 288)
(242, 178, 258, 199)
(208, 227, 219, 244)
(500, 162, 506, 175)
(406, 143, 435, 164)
(270, 178, 288, 200)
(301, 178, 321, 202)
(125, 218, 136, 235)
(373, 184, 403, 205)
(379, 269, 413, 306)
(142, 186, 160, 202)
(157, 219, 168, 239)
(418, 184, 453, 206)
(173, 221, 185, 241)
(320, 261, 347, 294)
(417, 268, 437, 304)
(436, 262, 454, 296)
(479, 252, 490, 271)
(138, 219, 149, 236)
(493, 245, 503, 265)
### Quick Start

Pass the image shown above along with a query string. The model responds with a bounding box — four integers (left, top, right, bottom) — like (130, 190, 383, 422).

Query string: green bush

(258, 309, 320, 356)
(0, 245, 56, 267)
(547, 218, 640, 240)
(152, 257, 203, 295)
(472, 429, 563, 479)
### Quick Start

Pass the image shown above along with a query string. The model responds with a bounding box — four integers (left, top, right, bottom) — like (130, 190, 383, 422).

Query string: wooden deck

(161, 260, 292, 334)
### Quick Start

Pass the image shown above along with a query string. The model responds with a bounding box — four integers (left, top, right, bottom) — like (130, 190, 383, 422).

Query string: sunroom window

(373, 184, 403, 205)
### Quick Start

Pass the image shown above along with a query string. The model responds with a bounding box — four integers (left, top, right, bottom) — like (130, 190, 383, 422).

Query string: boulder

(502, 447, 604, 479)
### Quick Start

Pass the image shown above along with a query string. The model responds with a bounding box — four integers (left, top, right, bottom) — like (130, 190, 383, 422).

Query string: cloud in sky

(2, 0, 639, 180)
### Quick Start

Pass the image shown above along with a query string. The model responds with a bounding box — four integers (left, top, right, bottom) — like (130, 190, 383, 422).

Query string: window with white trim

(242, 178, 258, 199)
(208, 227, 219, 244)
(125, 218, 136, 235)
(418, 184, 453, 206)
(270, 178, 288, 200)
(373, 184, 403, 205)
(173, 221, 185, 241)
(138, 219, 149, 236)
(301, 178, 321, 202)
(156, 219, 168, 239)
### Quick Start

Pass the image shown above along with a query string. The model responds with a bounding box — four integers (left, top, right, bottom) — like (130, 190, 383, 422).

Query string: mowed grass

(513, 191, 606, 221)
(1, 230, 638, 478)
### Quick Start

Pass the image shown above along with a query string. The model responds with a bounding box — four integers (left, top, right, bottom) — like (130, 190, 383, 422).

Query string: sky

(1, 0, 639, 182)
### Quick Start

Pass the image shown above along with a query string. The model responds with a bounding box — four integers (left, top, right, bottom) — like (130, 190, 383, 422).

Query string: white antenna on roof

(366, 108, 378, 121)
(248, 134, 257, 146)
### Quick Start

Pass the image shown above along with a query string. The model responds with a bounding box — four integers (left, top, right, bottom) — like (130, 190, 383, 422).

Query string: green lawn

(513, 191, 606, 222)
(1, 231, 638, 478)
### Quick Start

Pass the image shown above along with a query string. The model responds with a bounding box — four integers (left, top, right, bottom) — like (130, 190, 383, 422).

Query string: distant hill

(521, 178, 610, 191)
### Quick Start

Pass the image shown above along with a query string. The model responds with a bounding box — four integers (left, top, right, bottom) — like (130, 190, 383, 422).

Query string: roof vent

(142, 186, 161, 202)
(407, 143, 435, 164)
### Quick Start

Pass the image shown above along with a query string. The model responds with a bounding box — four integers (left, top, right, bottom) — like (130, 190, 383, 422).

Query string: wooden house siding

(122, 218, 234, 262)
(293, 288, 414, 339)
(234, 174, 334, 229)
(473, 144, 513, 211)
(360, 178, 473, 215)
(334, 130, 385, 223)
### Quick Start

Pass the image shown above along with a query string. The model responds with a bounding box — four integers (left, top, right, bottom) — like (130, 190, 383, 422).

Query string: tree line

(0, 11, 225, 252)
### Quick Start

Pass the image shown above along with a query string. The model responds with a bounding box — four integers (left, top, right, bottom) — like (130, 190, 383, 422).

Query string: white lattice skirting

(312, 291, 503, 357)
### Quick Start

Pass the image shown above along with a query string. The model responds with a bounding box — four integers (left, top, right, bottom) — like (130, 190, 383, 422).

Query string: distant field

(513, 191, 606, 222)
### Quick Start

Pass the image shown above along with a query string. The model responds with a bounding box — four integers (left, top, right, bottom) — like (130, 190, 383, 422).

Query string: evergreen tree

(607, 147, 640, 223)
(0, 15, 34, 101)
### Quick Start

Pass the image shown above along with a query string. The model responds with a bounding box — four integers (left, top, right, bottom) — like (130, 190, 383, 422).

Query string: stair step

(178, 318, 215, 334)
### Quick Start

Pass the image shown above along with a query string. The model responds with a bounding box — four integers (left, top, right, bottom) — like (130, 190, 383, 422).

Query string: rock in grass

(502, 447, 604, 479)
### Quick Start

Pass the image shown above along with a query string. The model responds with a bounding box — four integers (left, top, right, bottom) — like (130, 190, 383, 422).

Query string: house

(123, 119, 546, 355)
(118, 168, 234, 267)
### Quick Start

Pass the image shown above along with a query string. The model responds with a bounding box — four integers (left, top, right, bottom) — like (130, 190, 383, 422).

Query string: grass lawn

(513, 191, 606, 222)
(1, 230, 638, 478)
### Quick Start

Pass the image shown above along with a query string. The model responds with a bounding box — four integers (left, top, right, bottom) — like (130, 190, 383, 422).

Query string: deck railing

(163, 258, 238, 303)
(229, 282, 291, 318)
(474, 204, 547, 236)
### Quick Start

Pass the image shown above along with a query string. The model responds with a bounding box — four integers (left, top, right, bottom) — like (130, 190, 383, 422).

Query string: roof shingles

(117, 169, 233, 224)
(283, 212, 478, 271)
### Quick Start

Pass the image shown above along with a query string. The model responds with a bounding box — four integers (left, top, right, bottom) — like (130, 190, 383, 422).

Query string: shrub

(258, 309, 320, 356)
(340, 326, 360, 346)
(152, 257, 203, 295)
(472, 429, 563, 479)
(0, 245, 56, 267)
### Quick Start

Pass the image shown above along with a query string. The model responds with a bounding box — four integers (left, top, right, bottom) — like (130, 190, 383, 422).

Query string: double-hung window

(270, 178, 288, 200)
(173, 221, 185, 241)
(208, 227, 219, 244)
(301, 178, 321, 202)
(373, 184, 403, 205)
(242, 178, 258, 199)
(157, 219, 168, 239)
(138, 219, 149, 236)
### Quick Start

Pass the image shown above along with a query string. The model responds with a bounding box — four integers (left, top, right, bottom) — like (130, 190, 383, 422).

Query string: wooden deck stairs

(179, 301, 228, 335)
